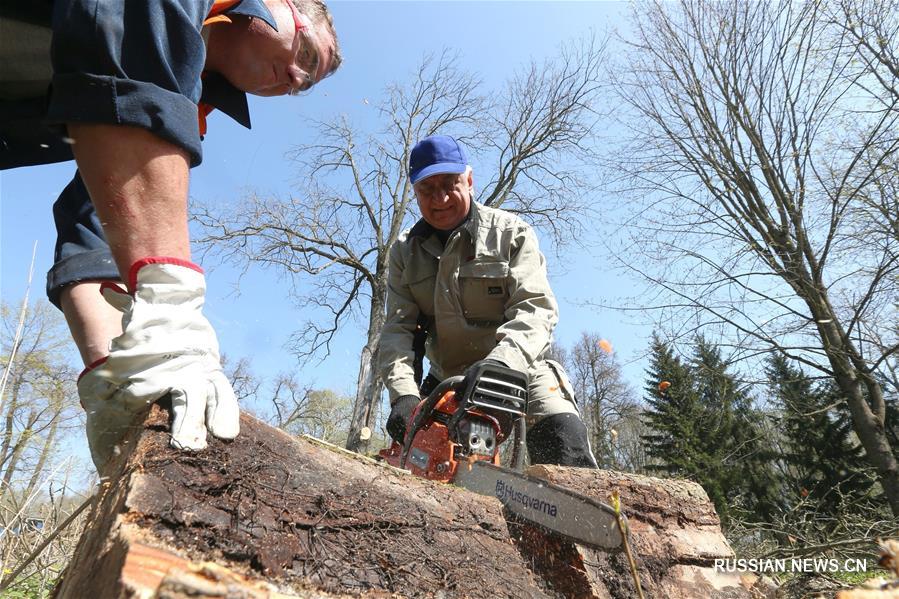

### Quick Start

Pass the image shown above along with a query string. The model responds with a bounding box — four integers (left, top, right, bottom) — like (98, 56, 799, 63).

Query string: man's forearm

(68, 123, 191, 278)
(378, 345, 421, 402)
(491, 316, 554, 372)
(377, 322, 421, 402)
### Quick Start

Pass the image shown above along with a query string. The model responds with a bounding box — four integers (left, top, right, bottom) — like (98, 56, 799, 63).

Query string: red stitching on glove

(78, 356, 109, 383)
(128, 257, 205, 291)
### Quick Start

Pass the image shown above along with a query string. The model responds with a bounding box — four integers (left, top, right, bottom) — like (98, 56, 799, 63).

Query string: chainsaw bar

(453, 461, 625, 550)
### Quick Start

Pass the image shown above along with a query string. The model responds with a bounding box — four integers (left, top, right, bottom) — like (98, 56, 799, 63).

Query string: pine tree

(767, 354, 875, 514)
(691, 339, 781, 524)
(642, 337, 704, 476)
(643, 336, 783, 525)
(642, 336, 735, 519)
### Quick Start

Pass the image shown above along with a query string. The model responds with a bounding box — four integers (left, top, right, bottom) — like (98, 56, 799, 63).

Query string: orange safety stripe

(197, 0, 244, 136)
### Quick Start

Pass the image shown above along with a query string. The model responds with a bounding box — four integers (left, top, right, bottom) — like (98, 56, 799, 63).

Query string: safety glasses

(282, 0, 320, 95)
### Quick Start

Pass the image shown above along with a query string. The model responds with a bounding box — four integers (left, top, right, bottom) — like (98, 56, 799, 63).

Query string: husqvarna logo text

(494, 480, 558, 517)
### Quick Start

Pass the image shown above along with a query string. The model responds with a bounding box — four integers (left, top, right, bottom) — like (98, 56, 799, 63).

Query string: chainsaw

(378, 361, 625, 550)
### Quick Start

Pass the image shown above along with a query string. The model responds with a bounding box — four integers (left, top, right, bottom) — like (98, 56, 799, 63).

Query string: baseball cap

(409, 135, 468, 184)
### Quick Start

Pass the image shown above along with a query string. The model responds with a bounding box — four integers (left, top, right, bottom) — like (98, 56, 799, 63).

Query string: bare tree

(610, 0, 899, 513)
(220, 355, 263, 410)
(0, 302, 81, 502)
(0, 478, 92, 596)
(832, 0, 899, 107)
(564, 332, 641, 470)
(478, 34, 607, 238)
(221, 356, 362, 447)
(0, 300, 85, 597)
(196, 51, 482, 452)
(268, 377, 355, 446)
(195, 36, 608, 453)
(831, 0, 899, 270)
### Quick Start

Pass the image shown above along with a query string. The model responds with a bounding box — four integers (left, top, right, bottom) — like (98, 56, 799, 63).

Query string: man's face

(209, 0, 336, 97)
(414, 170, 473, 231)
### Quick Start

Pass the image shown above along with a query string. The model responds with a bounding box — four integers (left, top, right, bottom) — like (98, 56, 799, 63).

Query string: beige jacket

(378, 203, 559, 402)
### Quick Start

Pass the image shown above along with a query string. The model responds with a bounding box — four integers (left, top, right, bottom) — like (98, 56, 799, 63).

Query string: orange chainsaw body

(378, 390, 500, 483)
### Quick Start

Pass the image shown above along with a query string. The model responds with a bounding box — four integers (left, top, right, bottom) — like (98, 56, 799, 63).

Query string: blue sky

(0, 2, 650, 423)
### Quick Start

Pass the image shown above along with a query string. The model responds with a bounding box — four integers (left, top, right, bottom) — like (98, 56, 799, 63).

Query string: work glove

(386, 394, 420, 443)
(78, 258, 240, 471)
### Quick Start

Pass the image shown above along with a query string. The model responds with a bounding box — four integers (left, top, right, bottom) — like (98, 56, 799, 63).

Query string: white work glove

(78, 258, 240, 470)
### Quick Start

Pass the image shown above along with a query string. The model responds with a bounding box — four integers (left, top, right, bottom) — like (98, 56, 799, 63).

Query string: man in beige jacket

(378, 135, 597, 467)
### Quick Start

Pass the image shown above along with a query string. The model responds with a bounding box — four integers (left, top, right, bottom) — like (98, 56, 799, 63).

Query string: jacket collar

(408, 218, 435, 240)
(225, 0, 278, 30)
(201, 0, 278, 130)
(461, 200, 481, 240)
(200, 73, 251, 128)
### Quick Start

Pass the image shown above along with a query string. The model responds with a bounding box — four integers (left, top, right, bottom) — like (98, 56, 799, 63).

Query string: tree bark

(516, 466, 777, 599)
(54, 405, 773, 598)
(0, 379, 21, 473)
(345, 343, 376, 453)
(54, 406, 551, 598)
(346, 286, 387, 453)
(807, 295, 899, 516)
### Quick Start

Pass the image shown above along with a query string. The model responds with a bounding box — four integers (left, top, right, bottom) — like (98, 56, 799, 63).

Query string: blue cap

(409, 135, 468, 184)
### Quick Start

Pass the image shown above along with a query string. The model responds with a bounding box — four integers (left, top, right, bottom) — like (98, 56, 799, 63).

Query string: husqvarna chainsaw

(378, 361, 625, 550)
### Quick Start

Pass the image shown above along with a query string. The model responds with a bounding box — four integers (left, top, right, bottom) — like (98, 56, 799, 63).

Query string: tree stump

(53, 406, 773, 598)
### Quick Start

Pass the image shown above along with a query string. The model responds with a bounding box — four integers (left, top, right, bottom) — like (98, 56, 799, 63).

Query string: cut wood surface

(515, 466, 776, 598)
(54, 406, 772, 598)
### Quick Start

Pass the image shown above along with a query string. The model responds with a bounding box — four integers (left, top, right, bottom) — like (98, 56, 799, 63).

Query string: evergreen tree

(767, 354, 876, 513)
(642, 337, 704, 477)
(879, 374, 899, 454)
(642, 336, 736, 519)
(690, 338, 782, 524)
(643, 336, 783, 525)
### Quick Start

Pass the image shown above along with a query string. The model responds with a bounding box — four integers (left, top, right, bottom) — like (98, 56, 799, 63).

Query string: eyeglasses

(282, 0, 320, 95)
(414, 174, 466, 199)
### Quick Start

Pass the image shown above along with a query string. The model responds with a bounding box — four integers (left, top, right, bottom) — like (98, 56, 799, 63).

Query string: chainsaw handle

(399, 375, 465, 469)
(510, 414, 527, 471)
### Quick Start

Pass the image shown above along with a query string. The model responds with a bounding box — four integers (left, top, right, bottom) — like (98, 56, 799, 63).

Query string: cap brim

(410, 162, 467, 185)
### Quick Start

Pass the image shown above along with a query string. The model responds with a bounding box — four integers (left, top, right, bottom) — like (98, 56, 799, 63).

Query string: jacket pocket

(458, 260, 509, 322)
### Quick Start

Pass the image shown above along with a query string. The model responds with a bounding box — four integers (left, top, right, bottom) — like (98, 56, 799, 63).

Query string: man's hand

(78, 259, 239, 471)
(386, 395, 420, 443)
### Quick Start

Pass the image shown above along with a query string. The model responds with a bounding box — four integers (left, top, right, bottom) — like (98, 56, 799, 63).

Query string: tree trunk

(23, 412, 59, 500)
(810, 298, 899, 516)
(520, 465, 778, 598)
(345, 343, 378, 453)
(53, 405, 774, 599)
(54, 406, 553, 598)
(0, 378, 21, 473)
(345, 285, 387, 453)
(832, 364, 899, 516)
(0, 407, 36, 497)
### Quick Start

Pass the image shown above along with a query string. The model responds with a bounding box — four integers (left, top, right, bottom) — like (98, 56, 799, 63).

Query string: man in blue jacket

(0, 0, 341, 472)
